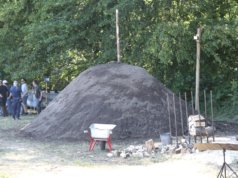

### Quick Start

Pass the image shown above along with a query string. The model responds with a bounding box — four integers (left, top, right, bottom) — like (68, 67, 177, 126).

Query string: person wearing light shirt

(21, 78, 28, 115)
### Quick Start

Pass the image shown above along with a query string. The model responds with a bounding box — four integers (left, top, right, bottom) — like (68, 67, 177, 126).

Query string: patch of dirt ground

(1, 116, 238, 178)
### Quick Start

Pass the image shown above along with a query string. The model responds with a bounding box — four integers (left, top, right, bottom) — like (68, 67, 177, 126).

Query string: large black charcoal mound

(21, 62, 187, 140)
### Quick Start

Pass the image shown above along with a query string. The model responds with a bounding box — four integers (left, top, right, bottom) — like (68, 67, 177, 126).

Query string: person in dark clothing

(3, 80, 12, 116)
(9, 81, 22, 119)
(0, 80, 9, 117)
(32, 80, 42, 114)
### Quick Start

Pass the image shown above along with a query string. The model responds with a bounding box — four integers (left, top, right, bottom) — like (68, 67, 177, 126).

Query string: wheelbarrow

(84, 123, 116, 151)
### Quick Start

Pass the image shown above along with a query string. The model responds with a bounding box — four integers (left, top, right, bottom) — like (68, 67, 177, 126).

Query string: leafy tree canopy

(0, 0, 237, 118)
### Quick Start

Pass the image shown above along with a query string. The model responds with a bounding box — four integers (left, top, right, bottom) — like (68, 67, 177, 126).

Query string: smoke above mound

(21, 63, 188, 140)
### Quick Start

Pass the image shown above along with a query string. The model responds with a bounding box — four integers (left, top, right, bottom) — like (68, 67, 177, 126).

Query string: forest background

(0, 0, 237, 120)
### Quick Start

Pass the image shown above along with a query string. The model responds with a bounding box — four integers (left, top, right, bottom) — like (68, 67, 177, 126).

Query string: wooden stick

(179, 93, 184, 135)
(210, 90, 215, 141)
(204, 90, 207, 118)
(185, 92, 190, 143)
(173, 93, 178, 147)
(167, 93, 172, 137)
(116, 9, 120, 63)
(185, 92, 189, 119)
(191, 91, 194, 115)
(195, 27, 201, 112)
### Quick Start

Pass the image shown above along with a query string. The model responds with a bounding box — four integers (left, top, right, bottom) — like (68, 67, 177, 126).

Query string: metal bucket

(160, 132, 172, 145)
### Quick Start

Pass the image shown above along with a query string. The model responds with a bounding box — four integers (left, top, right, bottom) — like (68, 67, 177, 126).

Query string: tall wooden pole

(116, 9, 120, 63)
(194, 27, 201, 113)
(166, 93, 172, 137)
(185, 92, 191, 143)
(173, 93, 178, 147)
(210, 90, 215, 141)
(191, 91, 194, 115)
(179, 93, 184, 135)
(204, 90, 207, 118)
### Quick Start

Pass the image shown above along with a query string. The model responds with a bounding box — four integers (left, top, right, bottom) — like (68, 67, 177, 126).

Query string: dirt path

(2, 154, 235, 178)
(13, 162, 217, 178)
(0, 116, 238, 178)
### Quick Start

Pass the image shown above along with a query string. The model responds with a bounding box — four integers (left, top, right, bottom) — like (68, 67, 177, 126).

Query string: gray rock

(107, 153, 114, 158)
(120, 151, 126, 158)
(126, 145, 135, 152)
(132, 151, 144, 158)
(144, 152, 150, 157)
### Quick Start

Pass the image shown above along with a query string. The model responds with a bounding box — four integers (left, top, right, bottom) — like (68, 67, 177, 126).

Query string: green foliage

(0, 0, 238, 119)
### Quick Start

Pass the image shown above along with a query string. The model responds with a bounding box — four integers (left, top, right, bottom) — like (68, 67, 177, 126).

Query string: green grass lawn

(0, 114, 35, 130)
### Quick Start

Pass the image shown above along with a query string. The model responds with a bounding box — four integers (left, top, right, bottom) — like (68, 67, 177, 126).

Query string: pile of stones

(160, 138, 194, 154)
(107, 144, 154, 158)
(107, 138, 195, 159)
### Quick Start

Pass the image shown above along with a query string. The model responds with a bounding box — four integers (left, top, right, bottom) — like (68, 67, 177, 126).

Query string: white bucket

(160, 132, 172, 145)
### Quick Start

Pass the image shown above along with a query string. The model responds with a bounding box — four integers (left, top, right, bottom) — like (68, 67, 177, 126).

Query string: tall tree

(0, 0, 237, 117)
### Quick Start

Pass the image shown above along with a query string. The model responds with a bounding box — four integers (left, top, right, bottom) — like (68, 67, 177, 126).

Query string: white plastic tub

(89, 123, 116, 139)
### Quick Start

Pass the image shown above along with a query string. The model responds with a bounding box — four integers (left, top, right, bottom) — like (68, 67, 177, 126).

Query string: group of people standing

(0, 79, 42, 119)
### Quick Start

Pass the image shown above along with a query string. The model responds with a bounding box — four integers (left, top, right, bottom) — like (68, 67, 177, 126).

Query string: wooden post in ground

(185, 92, 191, 143)
(179, 93, 184, 135)
(204, 90, 207, 118)
(210, 90, 215, 141)
(185, 92, 189, 120)
(167, 93, 172, 138)
(116, 9, 120, 63)
(173, 93, 178, 147)
(191, 91, 194, 115)
(194, 27, 202, 113)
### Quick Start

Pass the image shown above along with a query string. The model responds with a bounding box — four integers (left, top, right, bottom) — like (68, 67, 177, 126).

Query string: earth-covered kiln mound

(21, 63, 189, 140)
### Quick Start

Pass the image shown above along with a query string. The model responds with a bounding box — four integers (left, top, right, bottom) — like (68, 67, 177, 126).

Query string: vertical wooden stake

(204, 90, 207, 118)
(185, 92, 188, 119)
(167, 93, 172, 137)
(210, 90, 215, 141)
(191, 91, 194, 115)
(116, 9, 120, 63)
(179, 93, 184, 135)
(194, 27, 201, 113)
(173, 93, 178, 147)
(185, 92, 190, 143)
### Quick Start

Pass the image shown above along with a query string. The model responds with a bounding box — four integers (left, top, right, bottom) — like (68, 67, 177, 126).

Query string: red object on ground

(84, 123, 116, 152)
(88, 135, 112, 151)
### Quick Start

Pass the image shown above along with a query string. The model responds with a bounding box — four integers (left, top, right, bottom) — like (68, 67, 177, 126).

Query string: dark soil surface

(214, 121, 238, 135)
(21, 63, 190, 141)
